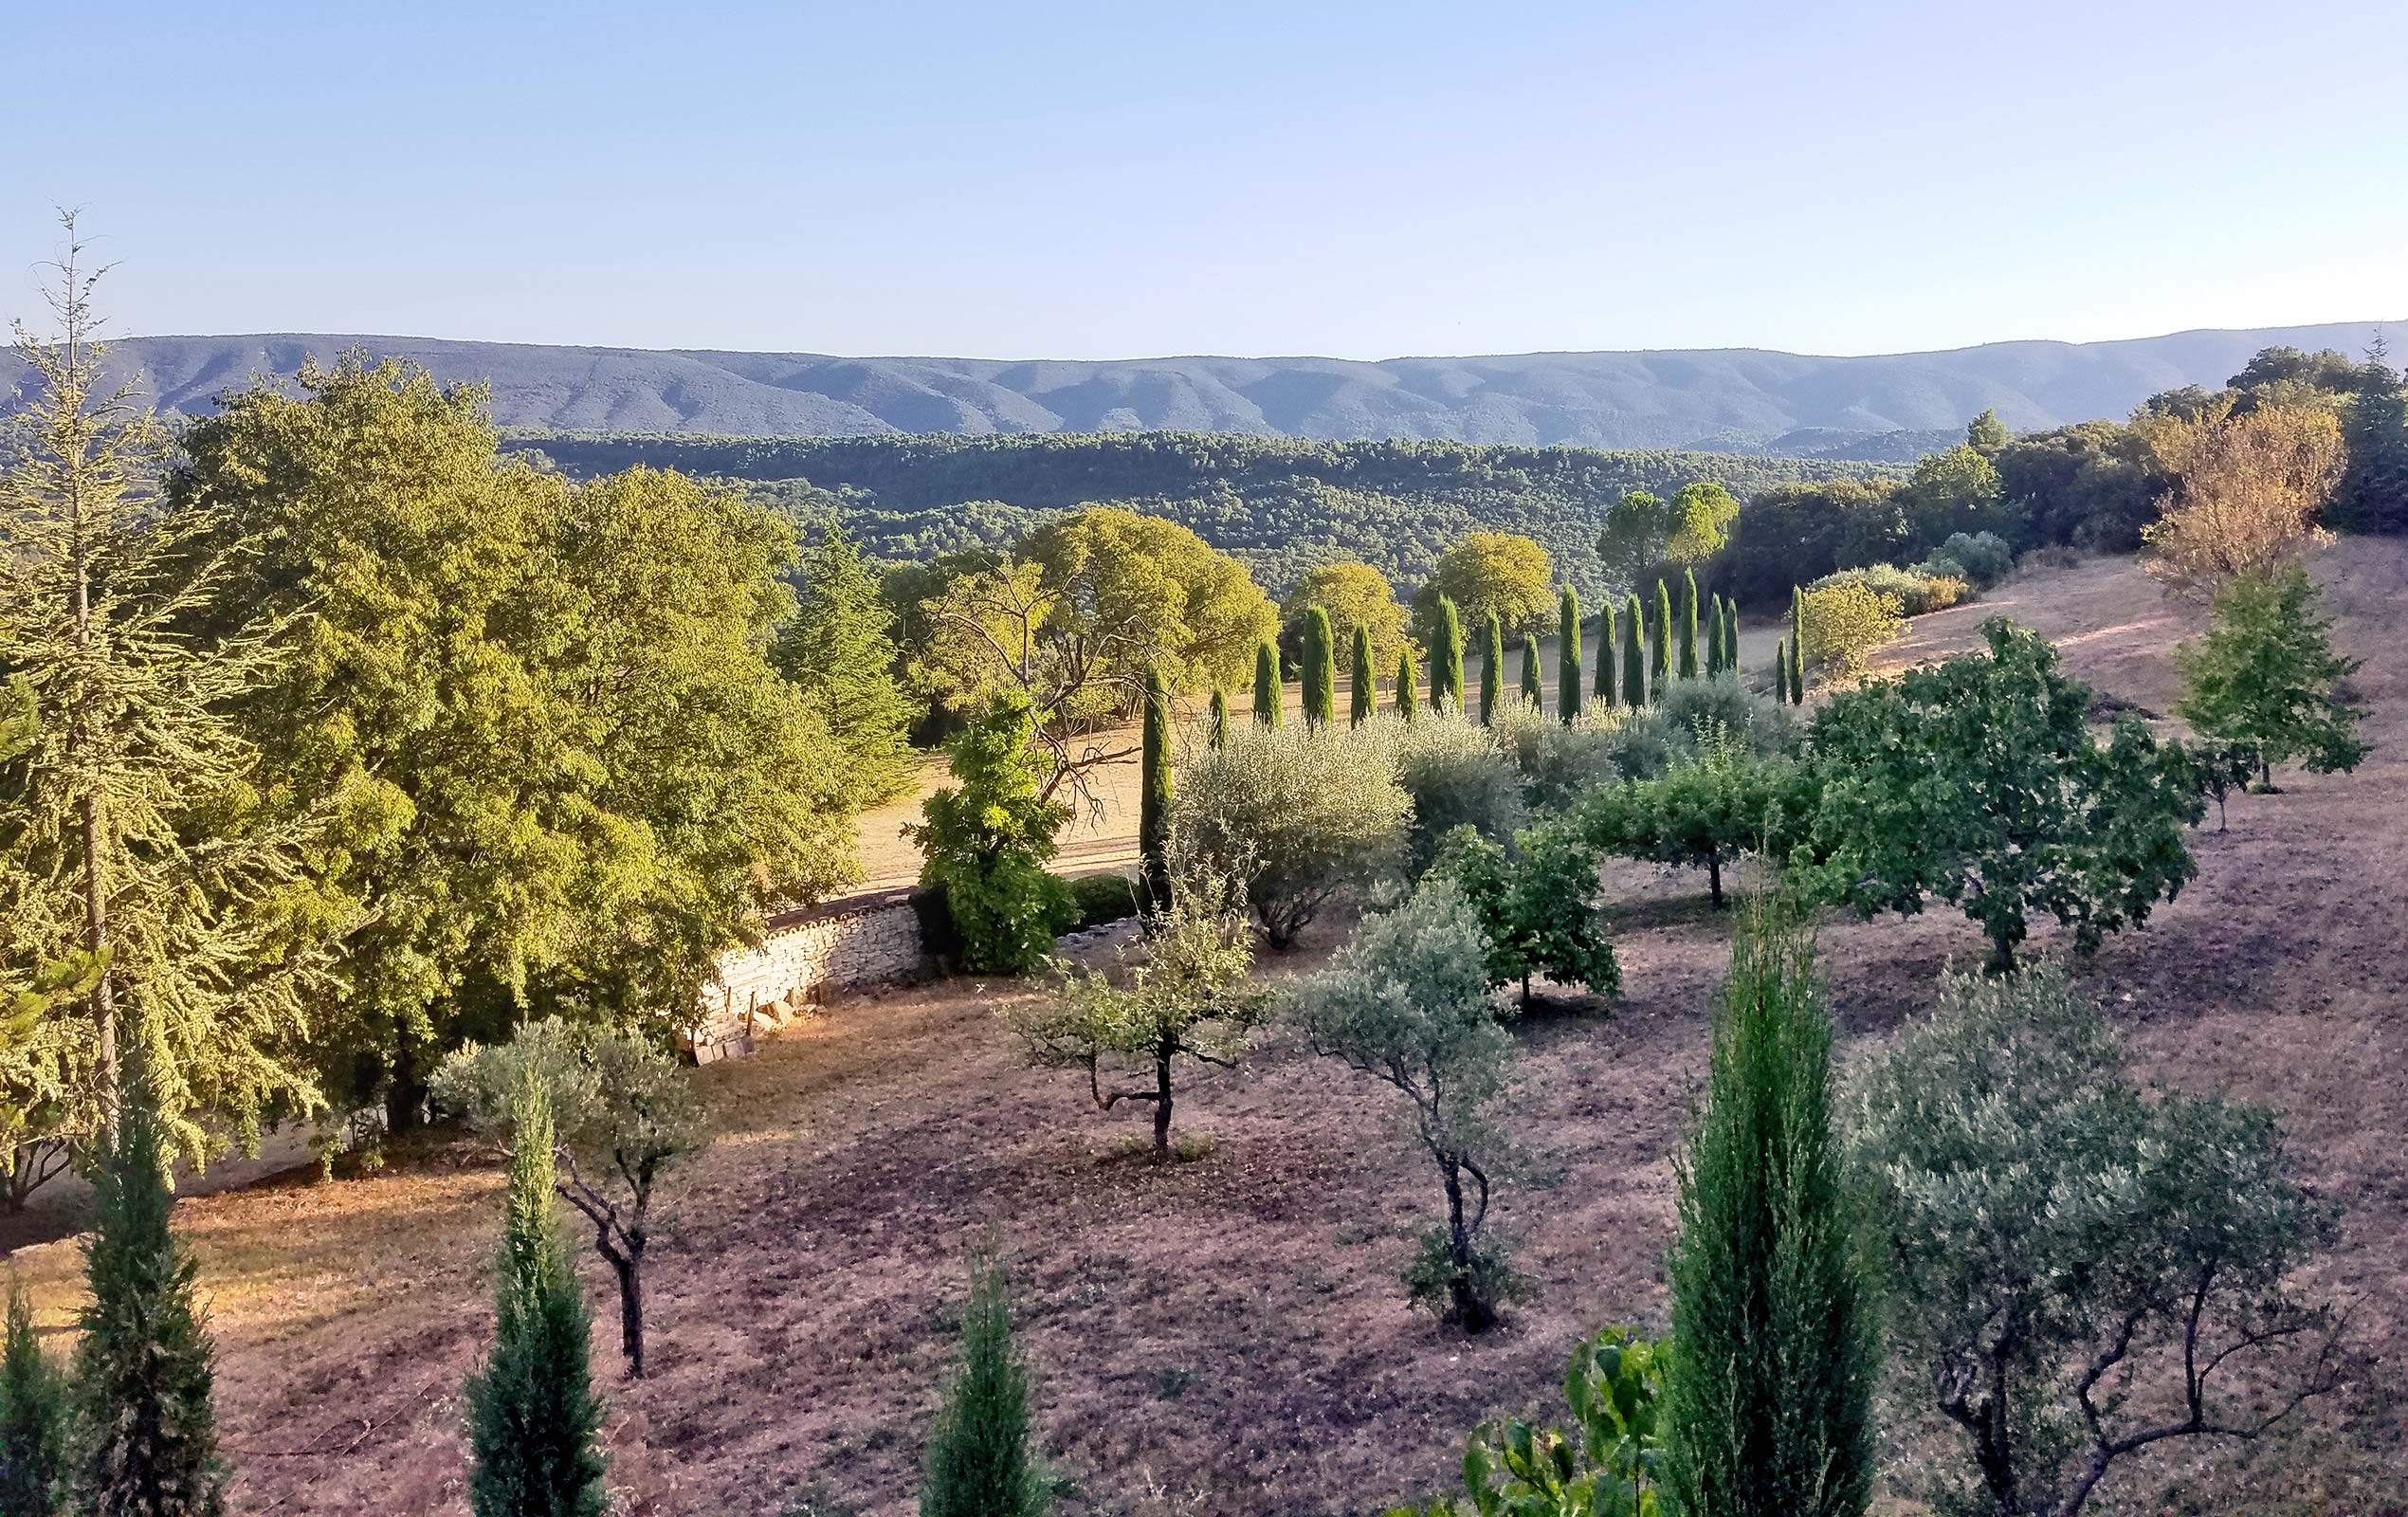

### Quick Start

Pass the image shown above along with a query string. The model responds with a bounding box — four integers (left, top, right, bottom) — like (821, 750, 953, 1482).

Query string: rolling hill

(8, 321, 2394, 454)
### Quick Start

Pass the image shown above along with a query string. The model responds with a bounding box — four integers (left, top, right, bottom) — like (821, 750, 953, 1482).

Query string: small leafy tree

(920, 1252, 1050, 1517)
(73, 1053, 228, 1517)
(1434, 823, 1618, 1008)
(1559, 586, 1583, 722)
(464, 1076, 610, 1517)
(1288, 880, 1525, 1330)
(1797, 580, 1904, 680)
(1661, 890, 1879, 1517)
(1006, 865, 1271, 1158)
(1798, 621, 2203, 971)
(2142, 403, 2342, 601)
(2174, 562, 2368, 790)
(1579, 732, 1808, 908)
(1480, 612, 1505, 727)
(1173, 724, 1410, 947)
(1351, 625, 1378, 727)
(910, 696, 1076, 974)
(432, 1019, 708, 1379)
(1851, 966, 2343, 1517)
(1252, 641, 1282, 728)
(0, 1284, 68, 1517)
(2188, 740, 2256, 831)
(1393, 1327, 1669, 1517)
(1301, 608, 1337, 728)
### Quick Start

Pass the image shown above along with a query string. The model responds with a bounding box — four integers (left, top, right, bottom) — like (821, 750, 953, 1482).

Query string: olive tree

(1851, 966, 2343, 1517)
(1004, 865, 1271, 1158)
(433, 1018, 708, 1379)
(1287, 880, 1525, 1330)
(1172, 722, 1409, 947)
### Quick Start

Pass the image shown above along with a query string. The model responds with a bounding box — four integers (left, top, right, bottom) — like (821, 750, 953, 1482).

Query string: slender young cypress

(1349, 625, 1376, 727)
(465, 1078, 610, 1517)
(1707, 594, 1727, 676)
(1395, 649, 1419, 721)
(1678, 568, 1701, 680)
(1724, 599, 1741, 677)
(1773, 641, 1789, 702)
(1791, 585, 1806, 685)
(1519, 635, 1542, 707)
(1206, 687, 1229, 749)
(1622, 593, 1646, 707)
(1651, 582, 1672, 696)
(1300, 609, 1336, 728)
(1479, 612, 1505, 727)
(1138, 666, 1173, 911)
(1662, 892, 1879, 1517)
(1, 1284, 67, 1517)
(1558, 585, 1583, 723)
(74, 1051, 228, 1517)
(1595, 600, 1616, 702)
(920, 1252, 1050, 1517)
(1251, 641, 1281, 728)
(1430, 595, 1465, 714)
(1788, 636, 1806, 705)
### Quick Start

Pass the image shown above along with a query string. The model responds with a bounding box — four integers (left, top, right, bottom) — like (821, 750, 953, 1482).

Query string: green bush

(1400, 1225, 1530, 1326)
(1809, 561, 1966, 616)
(921, 1252, 1051, 1517)
(910, 696, 1078, 974)
(1374, 710, 1527, 868)
(1930, 529, 2013, 585)
(1488, 702, 1632, 813)
(1060, 872, 1140, 930)
(1174, 722, 1410, 947)
(1393, 1327, 1669, 1517)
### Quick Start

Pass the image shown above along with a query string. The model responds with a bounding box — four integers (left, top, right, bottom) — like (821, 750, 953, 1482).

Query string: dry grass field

(5, 548, 2403, 1517)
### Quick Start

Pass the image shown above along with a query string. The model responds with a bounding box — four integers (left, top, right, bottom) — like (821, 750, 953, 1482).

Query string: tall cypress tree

(1622, 593, 1646, 707)
(1558, 586, 1583, 723)
(1788, 636, 1806, 705)
(920, 1252, 1050, 1517)
(1791, 585, 1806, 686)
(465, 1077, 609, 1517)
(1773, 641, 1790, 703)
(1479, 612, 1505, 727)
(1651, 582, 1672, 696)
(73, 1051, 227, 1517)
(1251, 641, 1281, 728)
(1206, 688, 1229, 750)
(1678, 569, 1701, 680)
(1349, 626, 1376, 727)
(1519, 636, 1543, 707)
(1395, 649, 1419, 722)
(1724, 599, 1741, 678)
(1138, 666, 1172, 912)
(1706, 593, 1724, 677)
(0, 1284, 67, 1517)
(1595, 600, 1616, 702)
(1300, 608, 1336, 728)
(1662, 892, 1879, 1517)
(1430, 595, 1465, 714)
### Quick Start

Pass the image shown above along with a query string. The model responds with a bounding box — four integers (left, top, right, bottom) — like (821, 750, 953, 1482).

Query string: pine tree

(1430, 595, 1466, 714)
(1651, 582, 1673, 697)
(1622, 593, 1647, 708)
(1706, 593, 1725, 677)
(920, 1252, 1050, 1517)
(2334, 357, 2408, 534)
(465, 1076, 609, 1517)
(1206, 688, 1229, 750)
(1678, 568, 1701, 680)
(1595, 600, 1616, 703)
(1300, 608, 1335, 728)
(1471, 612, 1501, 727)
(1138, 666, 1173, 912)
(1662, 892, 1879, 1517)
(1396, 649, 1419, 722)
(0, 1284, 67, 1517)
(1350, 625, 1377, 728)
(73, 1051, 228, 1517)
(772, 520, 917, 807)
(1558, 586, 1583, 723)
(1251, 642, 1281, 729)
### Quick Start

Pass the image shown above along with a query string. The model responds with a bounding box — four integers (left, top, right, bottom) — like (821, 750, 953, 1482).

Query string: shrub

(921, 1252, 1051, 1517)
(1488, 702, 1632, 813)
(1852, 965, 2341, 1517)
(1810, 561, 1966, 617)
(1932, 529, 2013, 585)
(1400, 1227, 1529, 1326)
(1797, 579, 1906, 679)
(1578, 730, 1811, 906)
(1365, 710, 1525, 869)
(1173, 722, 1410, 947)
(2017, 542, 2082, 574)
(1060, 872, 1140, 930)
(1393, 1328, 1669, 1517)
(909, 695, 1077, 974)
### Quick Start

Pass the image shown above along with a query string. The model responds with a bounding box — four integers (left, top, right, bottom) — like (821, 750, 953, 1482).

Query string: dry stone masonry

(687, 888, 929, 1062)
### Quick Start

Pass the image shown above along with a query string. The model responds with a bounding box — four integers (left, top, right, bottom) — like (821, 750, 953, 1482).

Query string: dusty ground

(6, 549, 2403, 1517)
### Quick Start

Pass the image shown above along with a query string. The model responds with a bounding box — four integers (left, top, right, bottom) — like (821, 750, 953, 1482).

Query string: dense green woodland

(503, 430, 1890, 597)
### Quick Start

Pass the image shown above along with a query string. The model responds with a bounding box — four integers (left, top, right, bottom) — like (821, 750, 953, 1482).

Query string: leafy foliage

(0, 1284, 68, 1517)
(2174, 563, 2368, 788)
(1578, 726, 1807, 907)
(1415, 534, 1555, 648)
(1433, 823, 1618, 1006)
(1380, 712, 1527, 871)
(1851, 966, 2342, 1517)
(1393, 1328, 1670, 1517)
(1796, 580, 1906, 679)
(1283, 560, 1408, 682)
(1797, 621, 2203, 970)
(2142, 405, 2342, 600)
(774, 519, 917, 808)
(1810, 561, 1967, 617)
(909, 697, 1076, 974)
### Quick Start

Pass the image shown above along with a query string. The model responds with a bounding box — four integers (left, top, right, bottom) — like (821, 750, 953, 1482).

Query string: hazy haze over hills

(9, 321, 2395, 454)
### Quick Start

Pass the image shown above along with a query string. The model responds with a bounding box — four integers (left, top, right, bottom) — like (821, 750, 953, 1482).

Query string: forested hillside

(506, 430, 1888, 594)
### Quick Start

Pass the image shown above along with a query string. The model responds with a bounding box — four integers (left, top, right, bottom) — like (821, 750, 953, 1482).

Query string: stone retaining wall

(686, 887, 929, 1063)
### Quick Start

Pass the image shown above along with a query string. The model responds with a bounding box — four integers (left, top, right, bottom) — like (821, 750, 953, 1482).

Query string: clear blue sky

(9, 0, 2405, 360)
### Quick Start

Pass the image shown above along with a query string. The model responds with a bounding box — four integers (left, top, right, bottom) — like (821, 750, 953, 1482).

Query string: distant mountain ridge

(7, 321, 2394, 454)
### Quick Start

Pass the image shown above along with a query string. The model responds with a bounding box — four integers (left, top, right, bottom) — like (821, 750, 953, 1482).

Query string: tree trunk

(1152, 1047, 1174, 1157)
(1440, 1156, 1493, 1331)
(611, 1250, 646, 1379)
(1706, 846, 1724, 908)
(1520, 971, 1531, 1011)
(385, 1041, 428, 1135)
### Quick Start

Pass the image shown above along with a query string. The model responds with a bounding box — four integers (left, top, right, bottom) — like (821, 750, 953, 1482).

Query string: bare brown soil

(7, 549, 2404, 1517)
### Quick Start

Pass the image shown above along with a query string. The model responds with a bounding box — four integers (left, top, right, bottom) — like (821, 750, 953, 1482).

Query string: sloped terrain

(7, 320, 2393, 449)
(4, 549, 2402, 1517)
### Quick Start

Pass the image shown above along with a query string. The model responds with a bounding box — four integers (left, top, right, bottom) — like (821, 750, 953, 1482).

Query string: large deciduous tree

(1797, 620, 2202, 971)
(1414, 532, 1553, 648)
(2141, 404, 2343, 600)
(1280, 559, 1407, 680)
(772, 519, 916, 810)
